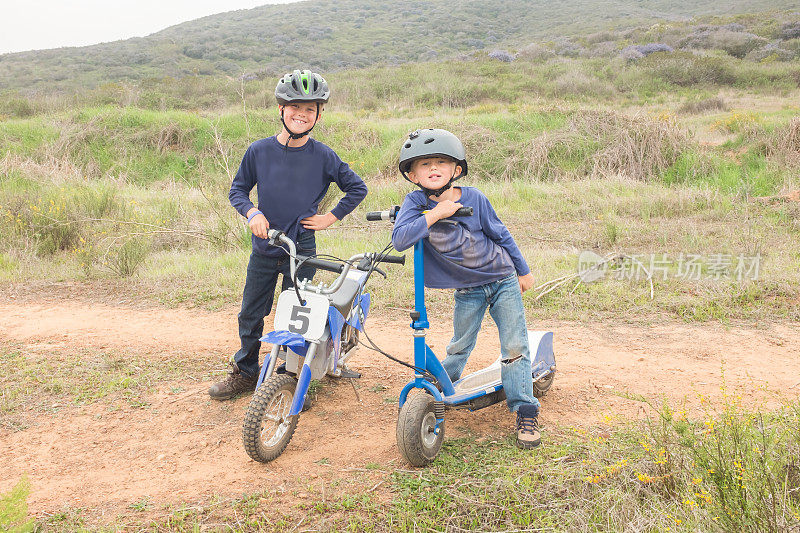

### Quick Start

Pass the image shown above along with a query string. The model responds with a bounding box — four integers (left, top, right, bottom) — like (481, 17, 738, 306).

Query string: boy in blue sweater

(391, 129, 540, 448)
(209, 70, 367, 400)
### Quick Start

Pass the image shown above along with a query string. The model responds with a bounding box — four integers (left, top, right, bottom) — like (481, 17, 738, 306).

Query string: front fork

(255, 341, 319, 417)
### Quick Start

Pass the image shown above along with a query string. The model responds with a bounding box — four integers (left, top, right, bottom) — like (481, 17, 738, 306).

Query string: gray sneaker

(208, 362, 257, 400)
(516, 404, 541, 449)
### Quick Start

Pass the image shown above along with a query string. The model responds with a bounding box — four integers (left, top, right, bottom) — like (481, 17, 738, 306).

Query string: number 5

(288, 305, 311, 334)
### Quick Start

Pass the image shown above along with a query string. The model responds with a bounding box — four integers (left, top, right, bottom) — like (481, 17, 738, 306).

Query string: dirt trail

(1, 297, 799, 520)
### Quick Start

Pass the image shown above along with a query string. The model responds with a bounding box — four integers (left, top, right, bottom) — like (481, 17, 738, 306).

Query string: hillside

(0, 0, 798, 91)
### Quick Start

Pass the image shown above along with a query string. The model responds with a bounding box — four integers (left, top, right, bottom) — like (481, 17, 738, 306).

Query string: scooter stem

(412, 241, 429, 329)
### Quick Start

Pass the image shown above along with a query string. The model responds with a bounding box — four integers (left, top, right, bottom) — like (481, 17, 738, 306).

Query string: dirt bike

(242, 228, 404, 462)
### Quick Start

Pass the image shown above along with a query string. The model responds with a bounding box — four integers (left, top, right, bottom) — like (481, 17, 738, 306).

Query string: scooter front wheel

(396, 393, 444, 467)
(243, 374, 299, 463)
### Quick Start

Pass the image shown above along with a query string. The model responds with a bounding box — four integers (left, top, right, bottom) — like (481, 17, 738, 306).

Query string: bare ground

(1, 287, 799, 525)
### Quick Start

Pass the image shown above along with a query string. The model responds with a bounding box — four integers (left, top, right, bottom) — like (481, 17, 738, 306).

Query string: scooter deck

(441, 330, 555, 406)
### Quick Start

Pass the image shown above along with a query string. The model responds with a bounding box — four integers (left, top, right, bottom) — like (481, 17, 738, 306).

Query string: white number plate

(274, 290, 329, 341)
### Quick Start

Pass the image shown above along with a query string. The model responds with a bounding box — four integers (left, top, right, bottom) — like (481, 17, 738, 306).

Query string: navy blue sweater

(229, 136, 367, 257)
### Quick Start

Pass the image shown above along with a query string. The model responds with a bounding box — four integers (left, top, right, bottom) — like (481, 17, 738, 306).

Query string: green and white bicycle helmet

(275, 69, 329, 141)
(275, 69, 330, 105)
(398, 128, 468, 196)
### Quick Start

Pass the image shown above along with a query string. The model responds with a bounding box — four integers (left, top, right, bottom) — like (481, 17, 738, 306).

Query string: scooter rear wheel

(533, 370, 555, 398)
(243, 374, 299, 463)
(396, 393, 444, 467)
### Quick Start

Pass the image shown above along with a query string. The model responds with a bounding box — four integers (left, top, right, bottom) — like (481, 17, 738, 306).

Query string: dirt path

(1, 297, 799, 521)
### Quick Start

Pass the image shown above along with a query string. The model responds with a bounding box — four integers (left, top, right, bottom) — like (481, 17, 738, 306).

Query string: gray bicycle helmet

(398, 129, 468, 196)
(275, 69, 330, 105)
(275, 69, 329, 142)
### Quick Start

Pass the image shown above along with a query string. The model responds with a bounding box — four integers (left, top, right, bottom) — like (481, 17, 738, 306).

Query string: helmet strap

(279, 103, 320, 146)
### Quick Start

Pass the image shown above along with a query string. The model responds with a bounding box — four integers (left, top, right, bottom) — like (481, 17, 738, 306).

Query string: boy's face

(280, 102, 322, 134)
(407, 157, 461, 190)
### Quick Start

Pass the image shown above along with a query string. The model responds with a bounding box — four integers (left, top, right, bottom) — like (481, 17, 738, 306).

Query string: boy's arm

(479, 194, 531, 277)
(329, 159, 368, 222)
(229, 146, 257, 217)
(391, 197, 431, 252)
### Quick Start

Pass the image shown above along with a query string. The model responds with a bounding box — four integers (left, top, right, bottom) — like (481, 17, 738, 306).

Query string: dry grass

(521, 110, 689, 181)
(678, 96, 728, 114)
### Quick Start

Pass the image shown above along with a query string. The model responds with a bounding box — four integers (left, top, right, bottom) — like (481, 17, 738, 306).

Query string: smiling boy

(209, 69, 367, 400)
(391, 129, 541, 448)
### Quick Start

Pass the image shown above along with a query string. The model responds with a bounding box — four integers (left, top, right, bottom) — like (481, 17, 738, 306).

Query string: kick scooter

(242, 229, 404, 462)
(366, 206, 556, 467)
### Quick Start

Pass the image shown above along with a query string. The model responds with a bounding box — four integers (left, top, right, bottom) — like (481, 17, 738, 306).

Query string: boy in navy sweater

(210, 70, 367, 400)
(391, 129, 541, 448)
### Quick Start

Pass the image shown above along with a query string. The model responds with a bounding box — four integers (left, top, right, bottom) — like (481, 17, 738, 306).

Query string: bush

(621, 43, 673, 61)
(707, 29, 766, 58)
(639, 52, 738, 86)
(779, 21, 800, 40)
(106, 237, 150, 277)
(678, 96, 727, 114)
(516, 43, 554, 61)
(746, 45, 796, 63)
(517, 110, 688, 181)
(488, 49, 515, 62)
(552, 71, 614, 98)
(581, 41, 618, 58)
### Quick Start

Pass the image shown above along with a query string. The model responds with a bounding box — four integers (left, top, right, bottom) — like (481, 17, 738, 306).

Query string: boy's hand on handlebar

(425, 200, 462, 226)
(248, 213, 269, 239)
(301, 212, 338, 231)
(518, 273, 534, 293)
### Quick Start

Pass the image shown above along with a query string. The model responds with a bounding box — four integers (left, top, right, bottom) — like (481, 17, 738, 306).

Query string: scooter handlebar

(375, 254, 405, 265)
(366, 205, 401, 222)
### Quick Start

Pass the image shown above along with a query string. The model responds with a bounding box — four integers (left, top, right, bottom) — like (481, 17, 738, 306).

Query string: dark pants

(234, 232, 316, 377)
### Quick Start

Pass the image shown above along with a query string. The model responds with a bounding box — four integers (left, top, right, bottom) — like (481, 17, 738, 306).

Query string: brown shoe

(516, 404, 541, 449)
(208, 362, 257, 400)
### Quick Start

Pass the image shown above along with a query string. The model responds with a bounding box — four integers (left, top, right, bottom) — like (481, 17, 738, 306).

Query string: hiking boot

(208, 362, 257, 400)
(516, 404, 541, 449)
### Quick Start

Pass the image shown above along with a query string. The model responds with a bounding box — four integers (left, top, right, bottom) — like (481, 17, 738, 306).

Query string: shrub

(621, 47, 645, 62)
(488, 49, 515, 62)
(746, 44, 796, 63)
(552, 37, 582, 58)
(707, 29, 766, 58)
(517, 110, 688, 181)
(106, 237, 150, 277)
(639, 52, 738, 86)
(678, 96, 727, 114)
(779, 21, 800, 40)
(581, 41, 618, 58)
(584, 30, 619, 44)
(516, 43, 554, 61)
(621, 43, 673, 61)
(552, 71, 614, 98)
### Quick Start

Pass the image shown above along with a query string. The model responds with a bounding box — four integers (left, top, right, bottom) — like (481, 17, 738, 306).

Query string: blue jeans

(233, 232, 316, 378)
(442, 274, 539, 414)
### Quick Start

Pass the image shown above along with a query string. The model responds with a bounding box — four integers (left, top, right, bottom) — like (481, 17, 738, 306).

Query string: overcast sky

(0, 0, 301, 54)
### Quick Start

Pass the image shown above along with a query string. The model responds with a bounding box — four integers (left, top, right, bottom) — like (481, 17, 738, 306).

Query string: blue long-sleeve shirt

(391, 187, 530, 289)
(229, 136, 367, 257)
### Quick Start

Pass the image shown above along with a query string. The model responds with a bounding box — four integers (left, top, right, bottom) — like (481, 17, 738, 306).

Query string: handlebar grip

(297, 256, 345, 274)
(366, 205, 401, 222)
(453, 207, 473, 217)
(377, 254, 405, 265)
